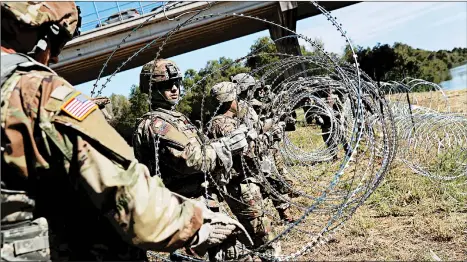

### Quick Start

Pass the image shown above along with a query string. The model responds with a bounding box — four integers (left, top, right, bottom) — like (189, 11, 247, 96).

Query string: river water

(440, 63, 467, 91)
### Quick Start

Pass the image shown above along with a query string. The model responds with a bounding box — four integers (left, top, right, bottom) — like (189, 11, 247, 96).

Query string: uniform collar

(154, 107, 183, 117)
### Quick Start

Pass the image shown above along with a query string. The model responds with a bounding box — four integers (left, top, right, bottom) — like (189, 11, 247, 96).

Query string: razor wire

(382, 79, 467, 182)
(88, 1, 467, 261)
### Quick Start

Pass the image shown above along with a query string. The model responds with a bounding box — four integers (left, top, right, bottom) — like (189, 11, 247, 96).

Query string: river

(440, 63, 467, 91)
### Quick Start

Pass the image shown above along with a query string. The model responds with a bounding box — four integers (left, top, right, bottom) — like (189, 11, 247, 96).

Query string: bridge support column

(268, 1, 306, 79)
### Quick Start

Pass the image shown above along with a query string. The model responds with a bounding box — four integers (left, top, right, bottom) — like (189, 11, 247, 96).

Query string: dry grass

(387, 89, 467, 113)
(278, 135, 466, 261)
(149, 90, 467, 261)
(279, 90, 467, 261)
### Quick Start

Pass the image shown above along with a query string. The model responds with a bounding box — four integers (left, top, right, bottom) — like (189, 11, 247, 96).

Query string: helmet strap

(27, 24, 60, 56)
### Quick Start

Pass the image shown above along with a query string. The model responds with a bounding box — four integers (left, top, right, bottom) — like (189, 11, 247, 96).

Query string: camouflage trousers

(267, 147, 294, 211)
(1, 218, 50, 262)
(224, 180, 281, 258)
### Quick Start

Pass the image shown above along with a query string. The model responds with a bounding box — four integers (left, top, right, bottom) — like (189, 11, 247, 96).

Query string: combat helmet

(140, 59, 183, 108)
(211, 82, 237, 103)
(1, 2, 80, 57)
(230, 73, 256, 94)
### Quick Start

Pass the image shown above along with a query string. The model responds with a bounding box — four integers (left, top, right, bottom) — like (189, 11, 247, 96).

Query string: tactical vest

(1, 53, 145, 262)
(136, 108, 207, 198)
(1, 52, 57, 262)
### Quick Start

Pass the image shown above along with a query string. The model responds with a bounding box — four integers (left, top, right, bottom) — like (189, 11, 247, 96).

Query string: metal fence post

(139, 1, 144, 14)
(116, 2, 123, 22)
(93, 2, 102, 27)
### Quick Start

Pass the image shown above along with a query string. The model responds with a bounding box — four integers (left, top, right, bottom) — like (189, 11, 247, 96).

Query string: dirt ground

(312, 212, 466, 261)
(282, 90, 466, 261)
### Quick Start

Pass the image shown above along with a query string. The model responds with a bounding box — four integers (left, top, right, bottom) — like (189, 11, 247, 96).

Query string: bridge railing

(77, 1, 164, 34)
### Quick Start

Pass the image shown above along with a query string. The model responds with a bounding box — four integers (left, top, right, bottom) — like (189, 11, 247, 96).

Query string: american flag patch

(61, 93, 98, 121)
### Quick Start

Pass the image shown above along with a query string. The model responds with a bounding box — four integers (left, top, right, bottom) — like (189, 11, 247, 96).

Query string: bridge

(51, 1, 358, 85)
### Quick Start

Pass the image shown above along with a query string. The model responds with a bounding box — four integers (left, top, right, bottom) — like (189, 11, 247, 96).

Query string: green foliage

(344, 43, 467, 92)
(109, 85, 148, 145)
(246, 36, 280, 78)
(108, 36, 466, 136)
(176, 57, 250, 124)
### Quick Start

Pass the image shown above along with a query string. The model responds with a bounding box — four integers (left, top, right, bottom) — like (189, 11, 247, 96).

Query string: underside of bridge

(51, 1, 358, 85)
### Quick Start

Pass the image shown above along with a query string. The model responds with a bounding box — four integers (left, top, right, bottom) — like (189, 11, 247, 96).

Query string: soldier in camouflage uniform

(133, 59, 250, 200)
(208, 82, 282, 259)
(91, 96, 114, 122)
(133, 59, 255, 260)
(231, 73, 296, 223)
(1, 2, 250, 261)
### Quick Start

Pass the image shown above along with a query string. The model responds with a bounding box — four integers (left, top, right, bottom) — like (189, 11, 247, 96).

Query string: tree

(177, 57, 250, 124)
(246, 36, 280, 78)
(109, 85, 148, 145)
(246, 36, 333, 82)
(344, 42, 466, 91)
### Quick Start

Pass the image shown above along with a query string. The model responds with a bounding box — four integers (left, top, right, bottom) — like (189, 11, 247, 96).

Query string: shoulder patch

(152, 118, 170, 135)
(51, 85, 74, 101)
(61, 92, 98, 121)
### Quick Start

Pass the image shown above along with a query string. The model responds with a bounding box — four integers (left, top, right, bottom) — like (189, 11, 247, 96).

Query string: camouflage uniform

(91, 97, 113, 122)
(233, 74, 296, 223)
(208, 82, 280, 257)
(134, 60, 221, 199)
(0, 3, 236, 261)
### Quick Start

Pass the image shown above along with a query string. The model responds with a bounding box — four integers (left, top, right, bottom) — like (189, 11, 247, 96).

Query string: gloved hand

(271, 121, 286, 141)
(211, 125, 249, 172)
(209, 238, 252, 261)
(246, 128, 258, 140)
(260, 157, 273, 174)
(188, 206, 253, 257)
(220, 125, 249, 152)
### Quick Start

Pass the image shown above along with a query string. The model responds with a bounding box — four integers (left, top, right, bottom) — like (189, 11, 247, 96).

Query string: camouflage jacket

(1, 51, 203, 260)
(132, 108, 218, 197)
(209, 114, 257, 181)
(238, 100, 259, 129)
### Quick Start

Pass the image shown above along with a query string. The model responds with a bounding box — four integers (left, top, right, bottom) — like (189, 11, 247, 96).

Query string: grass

(149, 90, 467, 261)
(277, 90, 467, 261)
(277, 126, 466, 261)
(387, 89, 467, 113)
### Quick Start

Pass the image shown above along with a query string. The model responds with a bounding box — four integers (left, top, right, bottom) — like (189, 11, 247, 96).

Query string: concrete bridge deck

(51, 1, 358, 85)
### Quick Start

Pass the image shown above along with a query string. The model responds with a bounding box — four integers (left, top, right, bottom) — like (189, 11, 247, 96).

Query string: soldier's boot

(254, 216, 281, 262)
(277, 207, 296, 224)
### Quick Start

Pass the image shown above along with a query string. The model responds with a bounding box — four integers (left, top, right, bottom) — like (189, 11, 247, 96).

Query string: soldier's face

(161, 79, 180, 102)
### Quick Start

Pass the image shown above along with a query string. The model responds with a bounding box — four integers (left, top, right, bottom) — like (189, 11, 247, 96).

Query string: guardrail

(77, 1, 164, 33)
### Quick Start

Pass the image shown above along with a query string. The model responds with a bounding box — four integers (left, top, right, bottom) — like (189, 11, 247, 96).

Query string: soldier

(230, 73, 260, 129)
(231, 73, 296, 223)
(208, 82, 282, 259)
(133, 59, 250, 199)
(300, 76, 351, 159)
(1, 2, 250, 261)
(91, 96, 114, 122)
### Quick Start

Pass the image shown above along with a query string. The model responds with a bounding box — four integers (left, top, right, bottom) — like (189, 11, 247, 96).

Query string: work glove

(219, 124, 249, 153)
(188, 206, 253, 257)
(271, 121, 286, 141)
(260, 157, 274, 174)
(211, 124, 249, 173)
(209, 238, 252, 261)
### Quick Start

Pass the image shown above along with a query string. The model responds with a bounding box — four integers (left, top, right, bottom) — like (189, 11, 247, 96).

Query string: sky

(74, 1, 467, 97)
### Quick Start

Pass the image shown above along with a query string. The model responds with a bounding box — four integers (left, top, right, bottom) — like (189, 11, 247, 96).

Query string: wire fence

(77, 1, 166, 33)
(89, 1, 466, 261)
